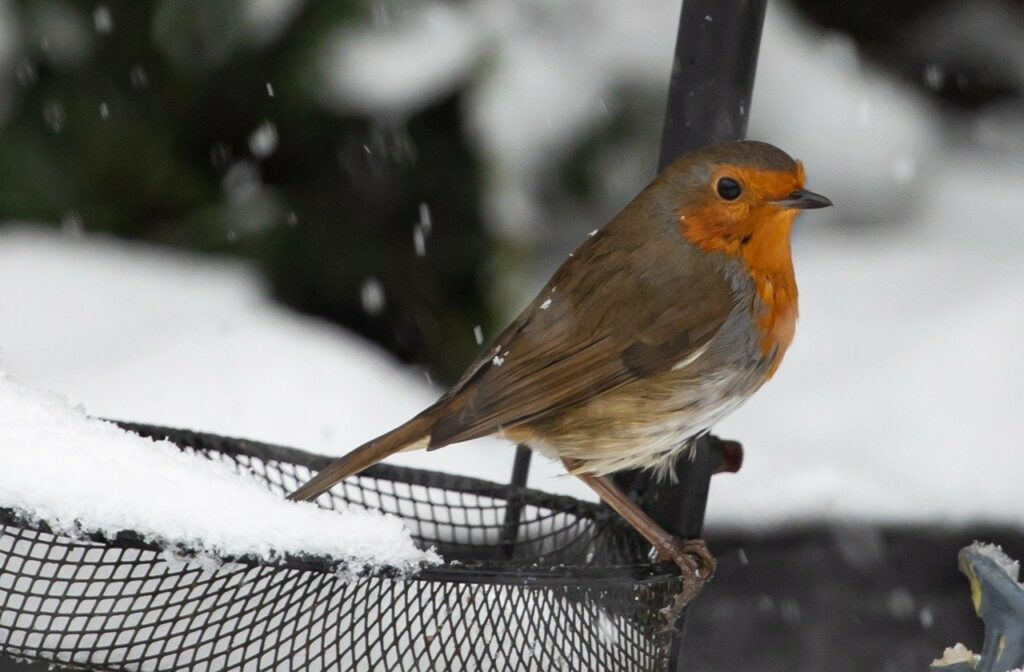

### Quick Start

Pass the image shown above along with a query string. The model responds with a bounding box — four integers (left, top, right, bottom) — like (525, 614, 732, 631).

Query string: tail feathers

(287, 415, 432, 502)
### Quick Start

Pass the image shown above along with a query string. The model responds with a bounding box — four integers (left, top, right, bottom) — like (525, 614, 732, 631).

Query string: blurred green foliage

(0, 0, 493, 382)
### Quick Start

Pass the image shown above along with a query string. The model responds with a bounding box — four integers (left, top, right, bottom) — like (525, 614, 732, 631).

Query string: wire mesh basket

(0, 423, 684, 671)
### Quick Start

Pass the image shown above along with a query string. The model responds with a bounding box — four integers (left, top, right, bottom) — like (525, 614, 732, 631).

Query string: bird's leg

(562, 458, 715, 621)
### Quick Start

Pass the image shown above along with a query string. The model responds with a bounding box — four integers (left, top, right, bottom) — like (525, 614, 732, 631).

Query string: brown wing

(428, 204, 734, 448)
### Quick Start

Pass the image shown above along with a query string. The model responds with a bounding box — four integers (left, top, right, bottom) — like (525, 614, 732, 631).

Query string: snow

(92, 6, 113, 35)
(316, 2, 937, 239)
(2, 203, 1022, 534)
(932, 643, 978, 667)
(0, 227, 515, 486)
(596, 609, 620, 646)
(748, 5, 936, 225)
(0, 371, 434, 570)
(413, 224, 427, 257)
(705, 173, 1024, 528)
(315, 0, 680, 238)
(968, 542, 1021, 582)
(418, 202, 433, 234)
(318, 2, 481, 116)
(242, 0, 303, 46)
(359, 276, 386, 315)
(248, 120, 278, 159)
(1, 0, 1023, 535)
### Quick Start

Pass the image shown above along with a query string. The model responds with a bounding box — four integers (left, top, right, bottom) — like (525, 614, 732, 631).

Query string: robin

(289, 140, 831, 617)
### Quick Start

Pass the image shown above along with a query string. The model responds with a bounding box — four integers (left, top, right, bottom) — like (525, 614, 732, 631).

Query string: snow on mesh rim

(968, 541, 1021, 582)
(0, 373, 437, 571)
(931, 643, 978, 667)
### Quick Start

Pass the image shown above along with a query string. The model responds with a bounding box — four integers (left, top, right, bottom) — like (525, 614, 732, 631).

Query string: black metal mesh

(0, 424, 683, 671)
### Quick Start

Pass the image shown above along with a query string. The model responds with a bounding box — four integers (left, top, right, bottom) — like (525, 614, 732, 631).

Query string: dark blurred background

(2, 0, 1024, 670)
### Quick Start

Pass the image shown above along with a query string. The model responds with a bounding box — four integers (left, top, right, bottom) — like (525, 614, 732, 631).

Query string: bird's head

(660, 140, 831, 271)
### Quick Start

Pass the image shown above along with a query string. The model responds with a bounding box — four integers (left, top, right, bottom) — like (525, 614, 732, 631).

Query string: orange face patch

(676, 166, 804, 363)
(675, 166, 803, 265)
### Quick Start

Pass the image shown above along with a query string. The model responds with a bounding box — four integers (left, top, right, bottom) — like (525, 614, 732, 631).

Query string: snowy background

(0, 0, 1020, 527)
(1, 0, 1023, 670)
(2, 205, 1023, 529)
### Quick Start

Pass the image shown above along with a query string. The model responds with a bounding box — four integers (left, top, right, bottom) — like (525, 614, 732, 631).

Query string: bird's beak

(772, 188, 833, 210)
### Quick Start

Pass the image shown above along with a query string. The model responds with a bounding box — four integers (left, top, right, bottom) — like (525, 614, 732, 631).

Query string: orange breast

(678, 202, 800, 375)
(741, 210, 799, 372)
(751, 271, 798, 376)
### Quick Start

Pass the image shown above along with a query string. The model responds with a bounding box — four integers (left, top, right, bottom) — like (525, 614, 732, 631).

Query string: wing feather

(428, 203, 736, 448)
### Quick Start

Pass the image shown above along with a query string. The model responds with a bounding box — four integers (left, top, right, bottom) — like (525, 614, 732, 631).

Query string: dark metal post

(615, 1, 767, 669)
(501, 445, 533, 556)
(658, 0, 767, 171)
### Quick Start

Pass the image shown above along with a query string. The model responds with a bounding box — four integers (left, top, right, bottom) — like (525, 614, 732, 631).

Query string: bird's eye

(716, 177, 742, 201)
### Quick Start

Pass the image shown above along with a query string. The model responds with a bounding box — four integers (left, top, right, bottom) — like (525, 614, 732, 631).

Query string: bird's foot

(655, 537, 716, 622)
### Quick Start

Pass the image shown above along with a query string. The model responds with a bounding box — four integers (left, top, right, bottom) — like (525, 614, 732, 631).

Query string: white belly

(523, 364, 762, 478)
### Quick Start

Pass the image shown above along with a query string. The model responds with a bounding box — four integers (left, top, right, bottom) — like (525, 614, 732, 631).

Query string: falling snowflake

(249, 121, 279, 159)
(360, 278, 386, 315)
(93, 6, 113, 34)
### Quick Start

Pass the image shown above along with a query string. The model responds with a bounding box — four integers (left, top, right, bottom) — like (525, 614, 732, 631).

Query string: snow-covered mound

(0, 372, 434, 570)
(0, 227, 515, 484)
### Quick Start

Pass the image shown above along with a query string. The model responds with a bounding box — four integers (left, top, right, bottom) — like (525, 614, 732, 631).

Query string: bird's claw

(655, 537, 716, 623)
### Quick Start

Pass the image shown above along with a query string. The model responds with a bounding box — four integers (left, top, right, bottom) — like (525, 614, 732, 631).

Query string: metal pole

(658, 0, 767, 171)
(501, 445, 533, 557)
(615, 1, 767, 669)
